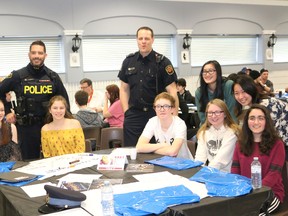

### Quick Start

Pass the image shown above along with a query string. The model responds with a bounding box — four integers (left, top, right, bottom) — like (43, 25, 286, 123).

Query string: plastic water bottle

(251, 157, 262, 189)
(101, 180, 114, 216)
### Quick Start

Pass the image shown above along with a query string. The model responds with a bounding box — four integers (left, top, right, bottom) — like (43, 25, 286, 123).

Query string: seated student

(231, 104, 285, 215)
(102, 84, 124, 128)
(136, 92, 193, 159)
(74, 90, 104, 128)
(233, 75, 288, 159)
(41, 96, 85, 158)
(71, 78, 104, 114)
(0, 99, 21, 162)
(195, 99, 240, 172)
(176, 78, 195, 104)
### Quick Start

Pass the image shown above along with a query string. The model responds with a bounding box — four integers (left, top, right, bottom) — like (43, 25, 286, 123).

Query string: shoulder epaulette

(126, 52, 136, 58)
(155, 53, 165, 63)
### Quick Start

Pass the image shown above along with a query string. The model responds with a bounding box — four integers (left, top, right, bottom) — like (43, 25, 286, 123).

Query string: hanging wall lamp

(267, 33, 277, 48)
(72, 33, 82, 52)
(183, 33, 192, 49)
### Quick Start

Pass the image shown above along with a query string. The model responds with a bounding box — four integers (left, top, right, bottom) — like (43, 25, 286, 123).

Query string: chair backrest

(85, 140, 92, 152)
(187, 140, 196, 158)
(82, 126, 102, 150)
(100, 127, 124, 149)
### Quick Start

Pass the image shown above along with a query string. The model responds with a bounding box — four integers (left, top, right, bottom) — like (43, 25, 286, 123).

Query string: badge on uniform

(165, 65, 175, 75)
(38, 185, 86, 214)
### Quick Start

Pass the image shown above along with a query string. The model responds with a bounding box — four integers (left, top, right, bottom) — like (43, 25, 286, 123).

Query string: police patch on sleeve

(165, 65, 174, 75)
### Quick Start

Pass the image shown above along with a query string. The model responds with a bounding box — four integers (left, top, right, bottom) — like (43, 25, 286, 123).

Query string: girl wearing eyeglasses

(195, 60, 237, 126)
(231, 104, 285, 215)
(195, 98, 240, 172)
(136, 92, 193, 159)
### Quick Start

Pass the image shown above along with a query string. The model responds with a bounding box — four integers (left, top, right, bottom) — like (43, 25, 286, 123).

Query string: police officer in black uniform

(0, 40, 69, 160)
(118, 26, 179, 147)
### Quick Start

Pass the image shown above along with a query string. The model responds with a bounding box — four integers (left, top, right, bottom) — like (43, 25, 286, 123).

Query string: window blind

(0, 37, 64, 76)
(190, 36, 259, 67)
(82, 37, 175, 72)
(273, 37, 288, 63)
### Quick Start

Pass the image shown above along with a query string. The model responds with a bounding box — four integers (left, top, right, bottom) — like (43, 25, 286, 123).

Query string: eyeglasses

(206, 111, 224, 117)
(248, 116, 265, 122)
(202, 69, 216, 75)
(80, 85, 90, 90)
(154, 104, 172, 111)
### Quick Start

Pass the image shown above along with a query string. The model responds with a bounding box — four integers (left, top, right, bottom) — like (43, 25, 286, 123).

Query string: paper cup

(130, 148, 137, 160)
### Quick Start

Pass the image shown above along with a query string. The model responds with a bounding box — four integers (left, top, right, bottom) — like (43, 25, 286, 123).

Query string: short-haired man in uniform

(118, 26, 179, 147)
(0, 40, 69, 160)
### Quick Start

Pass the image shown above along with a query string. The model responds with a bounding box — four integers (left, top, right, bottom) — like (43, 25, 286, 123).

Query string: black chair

(275, 161, 288, 215)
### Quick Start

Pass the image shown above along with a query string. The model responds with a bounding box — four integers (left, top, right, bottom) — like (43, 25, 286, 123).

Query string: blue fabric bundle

(114, 185, 200, 215)
(0, 161, 15, 173)
(145, 156, 203, 170)
(190, 166, 252, 197)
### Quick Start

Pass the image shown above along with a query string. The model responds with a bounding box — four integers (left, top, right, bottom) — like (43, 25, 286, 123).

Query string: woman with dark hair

(231, 104, 285, 215)
(103, 84, 124, 127)
(195, 60, 236, 125)
(41, 96, 85, 158)
(0, 99, 21, 161)
(233, 75, 288, 158)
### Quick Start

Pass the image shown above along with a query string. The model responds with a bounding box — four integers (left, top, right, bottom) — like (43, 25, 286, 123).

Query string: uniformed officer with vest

(118, 26, 179, 147)
(0, 40, 69, 160)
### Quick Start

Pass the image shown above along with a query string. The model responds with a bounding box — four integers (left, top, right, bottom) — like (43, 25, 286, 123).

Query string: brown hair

(75, 90, 88, 106)
(106, 84, 120, 105)
(0, 100, 11, 145)
(136, 26, 154, 38)
(45, 96, 74, 123)
(239, 104, 280, 156)
(154, 92, 176, 108)
(30, 40, 46, 53)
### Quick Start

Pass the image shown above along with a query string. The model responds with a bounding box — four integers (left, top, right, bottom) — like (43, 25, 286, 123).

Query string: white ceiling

(151, 0, 288, 6)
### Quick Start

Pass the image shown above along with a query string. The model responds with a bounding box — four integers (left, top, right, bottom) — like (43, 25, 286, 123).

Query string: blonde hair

(196, 98, 240, 139)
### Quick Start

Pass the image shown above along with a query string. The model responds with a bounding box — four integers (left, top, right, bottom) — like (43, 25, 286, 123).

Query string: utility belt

(16, 115, 45, 126)
(129, 105, 154, 112)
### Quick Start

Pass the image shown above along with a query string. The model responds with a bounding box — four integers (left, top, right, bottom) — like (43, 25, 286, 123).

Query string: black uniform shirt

(118, 50, 177, 109)
(0, 64, 69, 117)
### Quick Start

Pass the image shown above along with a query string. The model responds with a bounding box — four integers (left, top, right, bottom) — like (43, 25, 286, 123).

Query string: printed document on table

(21, 182, 56, 198)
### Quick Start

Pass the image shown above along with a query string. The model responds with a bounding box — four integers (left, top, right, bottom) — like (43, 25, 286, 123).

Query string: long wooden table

(0, 150, 270, 216)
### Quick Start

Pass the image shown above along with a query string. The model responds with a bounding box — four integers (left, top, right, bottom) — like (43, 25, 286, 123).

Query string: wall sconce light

(183, 33, 192, 49)
(267, 33, 277, 48)
(72, 33, 82, 52)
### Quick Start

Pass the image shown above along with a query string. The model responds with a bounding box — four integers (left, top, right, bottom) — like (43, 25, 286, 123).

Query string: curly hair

(239, 104, 281, 156)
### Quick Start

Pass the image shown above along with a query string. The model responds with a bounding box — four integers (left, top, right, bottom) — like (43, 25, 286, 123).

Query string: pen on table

(69, 159, 80, 165)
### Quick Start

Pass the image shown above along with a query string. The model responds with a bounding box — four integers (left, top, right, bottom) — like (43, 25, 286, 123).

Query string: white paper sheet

(21, 182, 56, 198)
